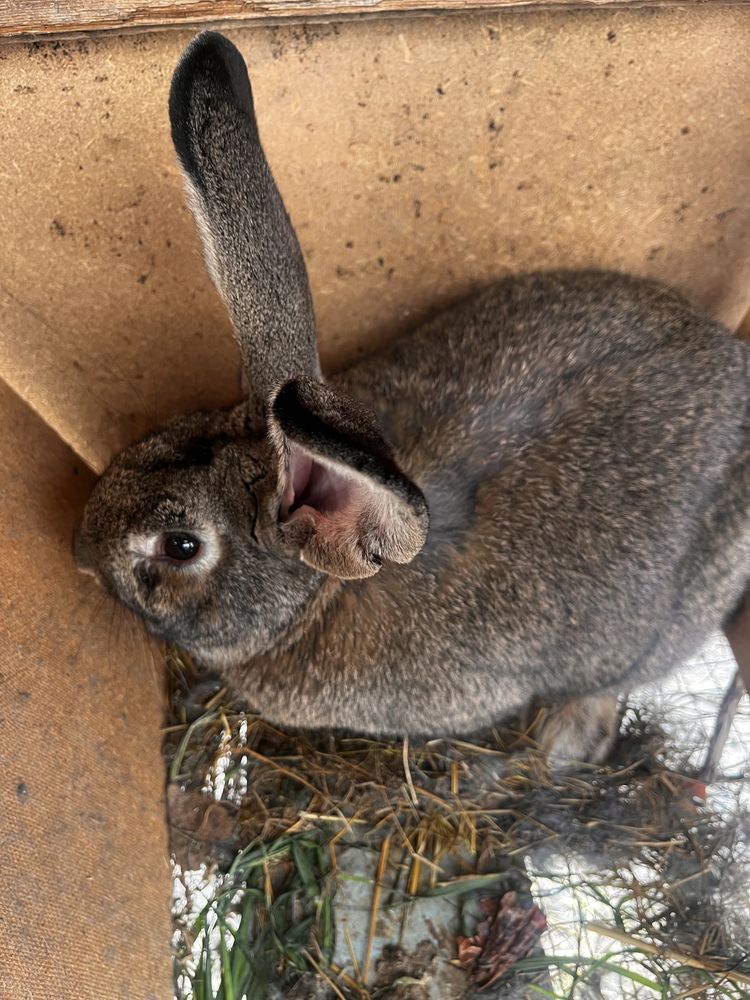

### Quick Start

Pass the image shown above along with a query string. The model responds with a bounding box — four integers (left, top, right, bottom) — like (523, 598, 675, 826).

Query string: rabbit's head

(75, 32, 428, 663)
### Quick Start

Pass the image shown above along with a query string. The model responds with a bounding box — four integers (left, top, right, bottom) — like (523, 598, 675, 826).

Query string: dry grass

(164, 649, 750, 999)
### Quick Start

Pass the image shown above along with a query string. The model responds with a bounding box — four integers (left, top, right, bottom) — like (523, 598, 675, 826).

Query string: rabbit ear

(169, 32, 320, 427)
(269, 378, 429, 579)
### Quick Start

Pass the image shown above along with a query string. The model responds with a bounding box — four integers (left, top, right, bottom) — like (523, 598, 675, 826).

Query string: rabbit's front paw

(528, 693, 621, 767)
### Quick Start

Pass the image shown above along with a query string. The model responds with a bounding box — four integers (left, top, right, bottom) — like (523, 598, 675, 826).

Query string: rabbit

(74, 31, 750, 764)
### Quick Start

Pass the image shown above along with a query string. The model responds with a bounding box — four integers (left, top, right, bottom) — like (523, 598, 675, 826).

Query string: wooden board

(0, 0, 741, 40)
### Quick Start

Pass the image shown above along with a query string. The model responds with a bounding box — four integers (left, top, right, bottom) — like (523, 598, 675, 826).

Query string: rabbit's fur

(76, 33, 750, 761)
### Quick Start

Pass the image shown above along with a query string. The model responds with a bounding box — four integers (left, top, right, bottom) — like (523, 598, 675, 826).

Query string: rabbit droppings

(75, 33, 750, 765)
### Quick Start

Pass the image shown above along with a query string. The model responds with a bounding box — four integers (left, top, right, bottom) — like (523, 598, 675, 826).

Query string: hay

(164, 647, 750, 999)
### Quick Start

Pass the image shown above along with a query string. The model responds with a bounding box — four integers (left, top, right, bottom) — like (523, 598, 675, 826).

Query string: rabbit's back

(341, 271, 746, 469)
(327, 271, 750, 727)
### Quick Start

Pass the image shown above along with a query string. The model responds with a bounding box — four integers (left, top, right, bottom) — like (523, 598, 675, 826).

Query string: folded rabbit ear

(268, 378, 429, 579)
(169, 32, 320, 428)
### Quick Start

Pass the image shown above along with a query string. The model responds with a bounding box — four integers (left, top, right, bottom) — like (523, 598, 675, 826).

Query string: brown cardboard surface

(0, 381, 172, 998)
(0, 7, 749, 474)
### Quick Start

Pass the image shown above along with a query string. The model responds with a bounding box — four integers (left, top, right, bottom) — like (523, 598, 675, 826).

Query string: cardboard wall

(0, 5, 748, 473)
(0, 382, 172, 999)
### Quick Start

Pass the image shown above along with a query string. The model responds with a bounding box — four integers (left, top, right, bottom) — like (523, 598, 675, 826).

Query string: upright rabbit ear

(269, 378, 429, 579)
(170, 33, 430, 577)
(169, 32, 320, 427)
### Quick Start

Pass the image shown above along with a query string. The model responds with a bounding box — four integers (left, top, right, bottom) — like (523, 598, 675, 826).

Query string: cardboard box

(1, 6, 748, 995)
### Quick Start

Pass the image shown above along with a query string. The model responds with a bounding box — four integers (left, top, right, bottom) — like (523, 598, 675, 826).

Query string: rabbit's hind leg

(527, 693, 622, 767)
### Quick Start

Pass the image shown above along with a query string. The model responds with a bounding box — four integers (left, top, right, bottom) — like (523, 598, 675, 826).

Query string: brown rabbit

(75, 32, 750, 763)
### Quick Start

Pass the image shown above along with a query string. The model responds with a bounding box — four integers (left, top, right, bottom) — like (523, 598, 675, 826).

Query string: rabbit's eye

(162, 532, 201, 562)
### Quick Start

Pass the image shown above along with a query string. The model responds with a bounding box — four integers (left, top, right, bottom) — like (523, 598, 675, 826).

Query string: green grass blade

(217, 922, 235, 1000)
(291, 840, 318, 897)
(426, 872, 512, 897)
(170, 710, 220, 782)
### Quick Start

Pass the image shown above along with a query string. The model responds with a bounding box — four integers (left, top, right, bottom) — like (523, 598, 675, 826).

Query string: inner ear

(269, 379, 429, 580)
(281, 445, 356, 521)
